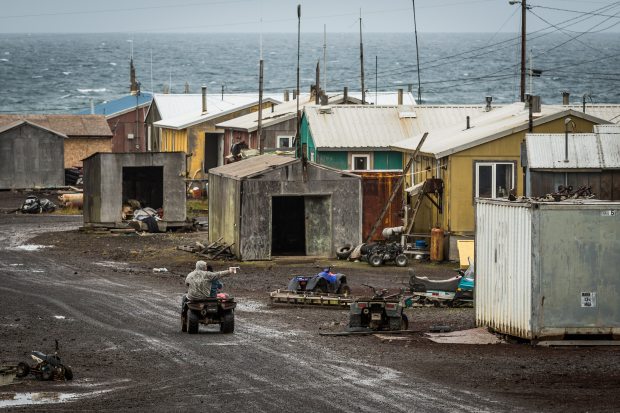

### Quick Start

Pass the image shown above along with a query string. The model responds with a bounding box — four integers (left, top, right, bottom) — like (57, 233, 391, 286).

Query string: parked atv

(287, 266, 351, 296)
(349, 284, 409, 331)
(182, 293, 237, 334)
(366, 242, 408, 267)
(408, 261, 474, 307)
(16, 340, 73, 381)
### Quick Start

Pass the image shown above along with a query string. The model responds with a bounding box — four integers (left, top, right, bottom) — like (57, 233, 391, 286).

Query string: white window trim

(475, 161, 515, 198)
(276, 135, 294, 148)
(351, 154, 371, 171)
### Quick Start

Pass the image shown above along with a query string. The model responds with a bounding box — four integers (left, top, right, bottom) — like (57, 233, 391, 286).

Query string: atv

(181, 293, 237, 334)
(287, 266, 351, 296)
(15, 340, 73, 381)
(349, 284, 409, 331)
(366, 242, 408, 267)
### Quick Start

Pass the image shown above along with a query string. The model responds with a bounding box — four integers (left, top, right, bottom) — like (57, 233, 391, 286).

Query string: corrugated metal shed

(209, 154, 297, 180)
(306, 104, 491, 150)
(0, 114, 112, 137)
(77, 92, 153, 118)
(392, 103, 612, 158)
(526, 124, 620, 169)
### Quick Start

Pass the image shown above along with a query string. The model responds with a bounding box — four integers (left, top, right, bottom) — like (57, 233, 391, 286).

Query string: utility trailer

(269, 289, 353, 308)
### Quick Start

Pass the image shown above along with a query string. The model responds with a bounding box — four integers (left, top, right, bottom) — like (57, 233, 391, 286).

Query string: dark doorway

(272, 196, 305, 255)
(204, 133, 220, 172)
(122, 166, 163, 209)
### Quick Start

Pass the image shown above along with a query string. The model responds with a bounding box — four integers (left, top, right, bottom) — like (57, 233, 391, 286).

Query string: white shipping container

(475, 199, 620, 341)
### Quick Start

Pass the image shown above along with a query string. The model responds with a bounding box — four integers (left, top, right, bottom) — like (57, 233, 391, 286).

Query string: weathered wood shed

(0, 120, 65, 189)
(208, 154, 362, 260)
(83, 152, 186, 227)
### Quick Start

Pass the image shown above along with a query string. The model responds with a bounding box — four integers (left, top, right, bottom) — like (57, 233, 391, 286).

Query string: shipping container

(475, 199, 620, 341)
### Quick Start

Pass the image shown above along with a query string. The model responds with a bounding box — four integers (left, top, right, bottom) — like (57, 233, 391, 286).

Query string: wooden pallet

(269, 289, 353, 308)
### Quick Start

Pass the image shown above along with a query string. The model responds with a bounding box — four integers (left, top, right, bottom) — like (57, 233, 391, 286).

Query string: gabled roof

(208, 154, 298, 180)
(526, 124, 620, 169)
(0, 119, 68, 138)
(305, 104, 493, 150)
(152, 94, 282, 130)
(562, 105, 620, 124)
(391, 103, 612, 158)
(76, 92, 153, 118)
(0, 114, 112, 137)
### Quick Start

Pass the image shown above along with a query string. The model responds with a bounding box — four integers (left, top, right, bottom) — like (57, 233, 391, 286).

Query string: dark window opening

(204, 133, 220, 172)
(122, 166, 163, 210)
(272, 196, 305, 255)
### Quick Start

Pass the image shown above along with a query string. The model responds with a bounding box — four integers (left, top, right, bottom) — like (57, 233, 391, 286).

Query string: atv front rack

(269, 289, 353, 308)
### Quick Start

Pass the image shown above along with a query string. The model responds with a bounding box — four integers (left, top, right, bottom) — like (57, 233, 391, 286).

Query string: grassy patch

(54, 207, 82, 215)
(187, 199, 209, 218)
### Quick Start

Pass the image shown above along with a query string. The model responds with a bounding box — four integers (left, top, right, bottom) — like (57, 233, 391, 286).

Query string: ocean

(0, 32, 619, 113)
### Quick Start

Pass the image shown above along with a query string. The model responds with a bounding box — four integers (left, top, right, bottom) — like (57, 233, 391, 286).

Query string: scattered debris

(152, 268, 168, 273)
(177, 237, 235, 260)
(425, 327, 503, 345)
(429, 325, 452, 333)
(20, 196, 56, 214)
(514, 185, 597, 203)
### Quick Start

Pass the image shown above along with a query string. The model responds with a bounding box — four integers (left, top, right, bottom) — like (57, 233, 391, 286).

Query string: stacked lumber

(177, 237, 236, 260)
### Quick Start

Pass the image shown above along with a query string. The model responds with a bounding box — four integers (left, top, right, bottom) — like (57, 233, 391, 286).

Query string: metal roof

(391, 103, 612, 158)
(152, 93, 282, 130)
(305, 104, 493, 150)
(526, 124, 620, 169)
(0, 114, 112, 137)
(0, 119, 68, 138)
(76, 92, 153, 118)
(563, 105, 620, 124)
(208, 154, 297, 180)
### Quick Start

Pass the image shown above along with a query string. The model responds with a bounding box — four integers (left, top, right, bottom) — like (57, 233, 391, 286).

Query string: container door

(304, 196, 332, 256)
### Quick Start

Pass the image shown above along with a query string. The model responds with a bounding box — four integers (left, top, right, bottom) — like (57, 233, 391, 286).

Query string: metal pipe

(564, 117, 572, 163)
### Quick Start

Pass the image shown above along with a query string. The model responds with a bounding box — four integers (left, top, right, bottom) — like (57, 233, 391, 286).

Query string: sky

(1, 0, 620, 33)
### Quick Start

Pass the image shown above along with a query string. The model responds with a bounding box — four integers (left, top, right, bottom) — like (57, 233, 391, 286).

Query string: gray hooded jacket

(185, 260, 232, 300)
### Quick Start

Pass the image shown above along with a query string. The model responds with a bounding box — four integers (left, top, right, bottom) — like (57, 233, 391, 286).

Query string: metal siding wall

(476, 200, 533, 339)
(208, 173, 241, 257)
(358, 172, 402, 241)
(372, 151, 402, 170)
(317, 151, 348, 170)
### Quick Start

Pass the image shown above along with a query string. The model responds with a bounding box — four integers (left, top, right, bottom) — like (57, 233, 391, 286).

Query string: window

(277, 135, 293, 148)
(127, 133, 134, 140)
(475, 162, 514, 198)
(352, 154, 370, 171)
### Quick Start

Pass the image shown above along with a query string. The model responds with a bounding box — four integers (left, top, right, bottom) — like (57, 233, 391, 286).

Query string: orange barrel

(430, 227, 445, 262)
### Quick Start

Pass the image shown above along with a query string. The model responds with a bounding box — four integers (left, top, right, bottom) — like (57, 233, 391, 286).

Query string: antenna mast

(359, 9, 365, 104)
(323, 24, 327, 94)
(412, 0, 422, 103)
(258, 18, 264, 154)
(296, 4, 301, 156)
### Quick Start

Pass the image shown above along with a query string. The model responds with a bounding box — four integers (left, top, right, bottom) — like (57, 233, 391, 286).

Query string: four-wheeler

(16, 340, 73, 381)
(366, 242, 408, 267)
(182, 293, 237, 334)
(287, 266, 351, 296)
(349, 284, 409, 331)
(408, 260, 475, 307)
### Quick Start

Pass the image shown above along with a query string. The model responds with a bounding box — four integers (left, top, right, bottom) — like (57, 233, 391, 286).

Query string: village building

(82, 152, 186, 229)
(145, 89, 281, 180)
(0, 120, 66, 189)
(524, 124, 620, 199)
(208, 154, 362, 260)
(391, 101, 620, 258)
(0, 114, 112, 169)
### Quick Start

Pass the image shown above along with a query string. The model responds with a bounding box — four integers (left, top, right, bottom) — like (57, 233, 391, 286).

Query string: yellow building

(391, 102, 619, 258)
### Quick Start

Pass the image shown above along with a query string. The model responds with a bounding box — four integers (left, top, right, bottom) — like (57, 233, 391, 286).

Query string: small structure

(525, 124, 620, 199)
(476, 199, 620, 343)
(0, 120, 65, 189)
(208, 154, 362, 260)
(83, 152, 186, 228)
(0, 114, 112, 168)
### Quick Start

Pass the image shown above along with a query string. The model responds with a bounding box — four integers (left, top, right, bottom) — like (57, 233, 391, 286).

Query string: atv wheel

(187, 310, 199, 334)
(220, 311, 235, 334)
(40, 365, 53, 381)
(369, 254, 383, 267)
(339, 284, 352, 297)
(400, 314, 409, 331)
(315, 279, 328, 294)
(16, 362, 30, 378)
(63, 366, 73, 381)
(348, 314, 362, 328)
(181, 311, 188, 333)
(395, 254, 408, 267)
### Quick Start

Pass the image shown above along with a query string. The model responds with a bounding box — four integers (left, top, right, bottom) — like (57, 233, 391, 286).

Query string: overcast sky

(1, 0, 619, 33)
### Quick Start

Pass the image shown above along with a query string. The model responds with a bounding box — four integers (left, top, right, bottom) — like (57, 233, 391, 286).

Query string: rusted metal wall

(357, 172, 403, 241)
(530, 170, 620, 200)
(108, 107, 148, 153)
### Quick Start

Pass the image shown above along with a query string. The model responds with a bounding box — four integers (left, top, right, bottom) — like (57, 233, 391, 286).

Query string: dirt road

(1, 213, 619, 412)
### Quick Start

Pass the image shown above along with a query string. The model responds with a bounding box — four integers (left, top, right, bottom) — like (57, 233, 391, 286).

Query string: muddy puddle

(0, 391, 81, 407)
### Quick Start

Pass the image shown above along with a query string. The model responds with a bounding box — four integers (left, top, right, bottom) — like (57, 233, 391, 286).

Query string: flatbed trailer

(269, 289, 353, 308)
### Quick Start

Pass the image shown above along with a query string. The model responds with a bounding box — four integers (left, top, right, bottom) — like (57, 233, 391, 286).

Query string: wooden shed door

(305, 196, 332, 256)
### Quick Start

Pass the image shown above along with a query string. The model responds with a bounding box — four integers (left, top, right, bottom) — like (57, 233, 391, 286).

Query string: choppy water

(0, 32, 618, 113)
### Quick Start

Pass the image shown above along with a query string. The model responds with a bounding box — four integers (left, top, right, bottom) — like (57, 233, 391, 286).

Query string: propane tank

(381, 226, 404, 239)
(430, 227, 444, 262)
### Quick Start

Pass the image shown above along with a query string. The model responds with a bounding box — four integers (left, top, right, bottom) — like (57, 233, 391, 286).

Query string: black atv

(349, 284, 409, 331)
(366, 242, 408, 267)
(181, 294, 237, 334)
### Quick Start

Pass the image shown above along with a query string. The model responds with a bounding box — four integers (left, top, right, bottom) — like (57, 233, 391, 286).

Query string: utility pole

(258, 31, 264, 154)
(510, 0, 527, 102)
(359, 9, 365, 104)
(135, 82, 141, 152)
(323, 24, 327, 94)
(296, 4, 301, 156)
(412, 0, 422, 103)
(375, 55, 378, 104)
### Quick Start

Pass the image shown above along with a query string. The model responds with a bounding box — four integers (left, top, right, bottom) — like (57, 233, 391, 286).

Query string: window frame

(473, 160, 516, 200)
(351, 154, 371, 171)
(276, 135, 294, 149)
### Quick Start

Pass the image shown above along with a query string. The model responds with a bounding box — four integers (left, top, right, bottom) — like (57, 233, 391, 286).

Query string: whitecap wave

(77, 88, 106, 93)
(62, 71, 71, 75)
(32, 75, 43, 79)
(0, 58, 8, 62)
(60, 94, 71, 99)
(109, 62, 117, 66)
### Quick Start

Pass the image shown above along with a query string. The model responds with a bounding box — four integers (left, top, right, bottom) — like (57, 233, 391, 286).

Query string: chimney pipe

(397, 88, 403, 105)
(90, 98, 95, 115)
(201, 86, 207, 114)
(284, 90, 289, 102)
(292, 90, 297, 100)
(564, 117, 573, 163)
(320, 93, 328, 106)
(343, 86, 348, 103)
(466, 116, 470, 130)
(485, 96, 493, 112)
(408, 84, 413, 93)
(562, 91, 570, 105)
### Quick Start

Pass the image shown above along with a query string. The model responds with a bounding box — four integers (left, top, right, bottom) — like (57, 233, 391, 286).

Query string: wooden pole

(359, 10, 365, 104)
